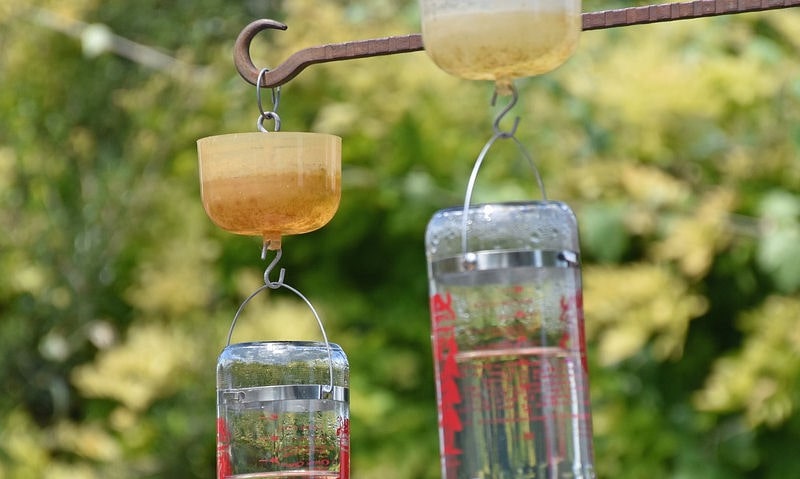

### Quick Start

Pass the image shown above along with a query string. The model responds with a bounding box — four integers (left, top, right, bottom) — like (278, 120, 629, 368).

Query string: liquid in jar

(430, 266, 595, 479)
(197, 132, 342, 247)
(201, 170, 341, 245)
(422, 9, 581, 90)
(218, 397, 348, 479)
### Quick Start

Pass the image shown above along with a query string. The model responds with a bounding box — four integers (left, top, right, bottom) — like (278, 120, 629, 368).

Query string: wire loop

(256, 68, 282, 132)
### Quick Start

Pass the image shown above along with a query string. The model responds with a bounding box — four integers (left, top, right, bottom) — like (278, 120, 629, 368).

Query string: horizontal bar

(235, 0, 800, 87)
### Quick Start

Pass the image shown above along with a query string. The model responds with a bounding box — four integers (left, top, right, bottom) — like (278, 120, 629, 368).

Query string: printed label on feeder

(431, 292, 463, 458)
(336, 417, 350, 479)
(217, 418, 233, 479)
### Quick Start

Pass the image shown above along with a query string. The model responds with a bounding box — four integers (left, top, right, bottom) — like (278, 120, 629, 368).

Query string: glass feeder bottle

(426, 201, 596, 479)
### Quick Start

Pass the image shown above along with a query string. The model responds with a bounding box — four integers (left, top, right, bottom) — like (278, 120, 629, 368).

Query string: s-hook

(234, 0, 800, 88)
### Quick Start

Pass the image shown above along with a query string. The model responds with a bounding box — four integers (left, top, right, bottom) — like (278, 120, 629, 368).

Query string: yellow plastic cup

(197, 132, 341, 249)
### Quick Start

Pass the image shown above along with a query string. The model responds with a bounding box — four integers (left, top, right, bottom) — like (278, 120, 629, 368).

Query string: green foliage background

(1, 0, 800, 478)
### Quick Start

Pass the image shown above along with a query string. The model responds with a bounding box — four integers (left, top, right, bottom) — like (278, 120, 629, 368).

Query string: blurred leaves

(756, 190, 800, 292)
(1, 0, 800, 478)
(652, 188, 736, 279)
(72, 322, 198, 411)
(584, 263, 707, 365)
(695, 296, 800, 427)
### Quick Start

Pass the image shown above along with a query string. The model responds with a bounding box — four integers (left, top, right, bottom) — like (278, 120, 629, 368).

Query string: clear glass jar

(419, 0, 582, 91)
(425, 201, 596, 479)
(216, 341, 350, 478)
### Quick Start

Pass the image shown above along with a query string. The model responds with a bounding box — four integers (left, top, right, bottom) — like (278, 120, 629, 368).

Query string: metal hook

(233, 18, 423, 88)
(261, 244, 286, 287)
(234, 19, 289, 87)
(491, 85, 521, 138)
(256, 69, 281, 115)
(256, 68, 282, 132)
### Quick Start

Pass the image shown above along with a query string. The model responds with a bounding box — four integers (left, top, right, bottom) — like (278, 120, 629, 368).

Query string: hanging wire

(256, 67, 282, 132)
(226, 243, 335, 395)
(460, 83, 548, 256)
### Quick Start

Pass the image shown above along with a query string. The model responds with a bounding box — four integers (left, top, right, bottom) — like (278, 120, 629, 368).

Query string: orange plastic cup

(197, 132, 341, 249)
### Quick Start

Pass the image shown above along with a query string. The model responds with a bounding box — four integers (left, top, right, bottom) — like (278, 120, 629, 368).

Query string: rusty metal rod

(235, 0, 800, 88)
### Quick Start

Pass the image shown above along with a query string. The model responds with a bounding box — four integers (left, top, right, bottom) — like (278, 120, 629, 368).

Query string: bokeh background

(2, 0, 800, 478)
